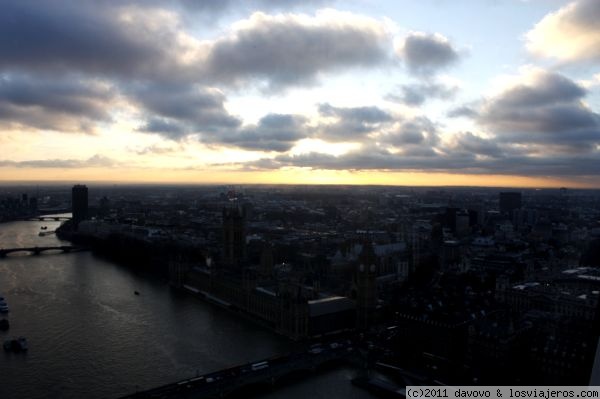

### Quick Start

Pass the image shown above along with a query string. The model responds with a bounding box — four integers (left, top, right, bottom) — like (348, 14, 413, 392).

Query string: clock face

(359, 264, 365, 272)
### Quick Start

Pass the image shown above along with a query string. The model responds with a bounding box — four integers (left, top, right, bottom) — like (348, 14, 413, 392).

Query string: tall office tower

(222, 205, 246, 269)
(499, 192, 522, 216)
(72, 185, 88, 226)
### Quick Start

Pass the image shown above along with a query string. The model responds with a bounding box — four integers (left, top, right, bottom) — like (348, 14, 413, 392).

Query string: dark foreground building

(499, 192, 522, 216)
(72, 185, 88, 226)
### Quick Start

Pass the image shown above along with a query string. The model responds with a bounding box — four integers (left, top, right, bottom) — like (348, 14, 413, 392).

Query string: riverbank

(0, 218, 295, 399)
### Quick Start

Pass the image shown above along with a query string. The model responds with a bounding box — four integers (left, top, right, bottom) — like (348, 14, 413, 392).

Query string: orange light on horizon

(0, 166, 598, 189)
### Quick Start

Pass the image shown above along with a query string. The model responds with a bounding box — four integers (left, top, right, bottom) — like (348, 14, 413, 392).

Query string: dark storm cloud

(0, 74, 113, 132)
(0, 154, 116, 168)
(399, 33, 460, 76)
(207, 114, 310, 152)
(316, 103, 393, 141)
(201, 11, 392, 90)
(386, 81, 458, 106)
(478, 70, 600, 150)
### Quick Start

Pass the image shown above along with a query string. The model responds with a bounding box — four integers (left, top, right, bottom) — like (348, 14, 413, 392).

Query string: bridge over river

(23, 215, 71, 221)
(0, 245, 88, 258)
(120, 340, 363, 399)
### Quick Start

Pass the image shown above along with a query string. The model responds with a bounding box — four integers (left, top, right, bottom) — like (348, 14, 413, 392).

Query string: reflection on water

(0, 219, 372, 399)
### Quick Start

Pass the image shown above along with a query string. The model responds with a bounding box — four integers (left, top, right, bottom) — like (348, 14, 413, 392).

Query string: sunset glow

(1, 0, 599, 187)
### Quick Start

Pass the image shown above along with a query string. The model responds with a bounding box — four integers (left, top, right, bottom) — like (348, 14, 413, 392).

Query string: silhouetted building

(444, 207, 459, 232)
(98, 196, 110, 218)
(259, 245, 274, 277)
(72, 185, 88, 226)
(499, 192, 522, 216)
(455, 210, 470, 237)
(355, 242, 377, 330)
(222, 205, 246, 268)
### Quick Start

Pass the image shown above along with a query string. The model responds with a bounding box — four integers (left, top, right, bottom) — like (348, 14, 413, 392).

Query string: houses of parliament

(171, 204, 377, 340)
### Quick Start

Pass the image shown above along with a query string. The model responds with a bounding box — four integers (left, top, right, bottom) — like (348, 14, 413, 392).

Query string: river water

(0, 218, 372, 399)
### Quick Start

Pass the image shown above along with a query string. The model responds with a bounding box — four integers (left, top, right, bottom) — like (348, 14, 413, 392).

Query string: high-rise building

(72, 185, 88, 226)
(499, 192, 522, 215)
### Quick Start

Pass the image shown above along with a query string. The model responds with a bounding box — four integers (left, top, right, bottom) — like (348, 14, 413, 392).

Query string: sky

(0, 0, 599, 187)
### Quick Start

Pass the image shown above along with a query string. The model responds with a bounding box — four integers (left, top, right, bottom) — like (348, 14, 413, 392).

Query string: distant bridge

(0, 245, 88, 258)
(24, 216, 71, 221)
(120, 340, 361, 399)
(37, 208, 71, 215)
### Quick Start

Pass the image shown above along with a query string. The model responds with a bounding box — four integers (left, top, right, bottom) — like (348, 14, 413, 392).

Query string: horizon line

(0, 179, 596, 190)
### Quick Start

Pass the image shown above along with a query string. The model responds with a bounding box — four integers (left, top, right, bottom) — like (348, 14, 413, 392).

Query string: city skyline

(1, 0, 599, 187)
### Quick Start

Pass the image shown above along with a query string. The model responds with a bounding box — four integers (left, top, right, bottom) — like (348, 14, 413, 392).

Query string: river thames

(0, 218, 373, 398)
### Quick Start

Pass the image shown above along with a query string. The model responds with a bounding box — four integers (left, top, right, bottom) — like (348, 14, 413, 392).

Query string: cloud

(207, 113, 310, 152)
(526, 0, 600, 63)
(0, 154, 117, 168)
(478, 68, 600, 151)
(133, 84, 241, 140)
(316, 103, 393, 141)
(200, 10, 393, 90)
(0, 2, 397, 144)
(137, 118, 189, 139)
(0, 74, 114, 132)
(386, 81, 458, 106)
(380, 116, 438, 150)
(447, 105, 479, 118)
(1, 3, 394, 90)
(132, 144, 180, 155)
(133, 85, 307, 151)
(398, 32, 460, 76)
(179, 0, 334, 14)
(0, 1, 192, 81)
(449, 132, 504, 158)
(245, 141, 600, 176)
(244, 144, 468, 172)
